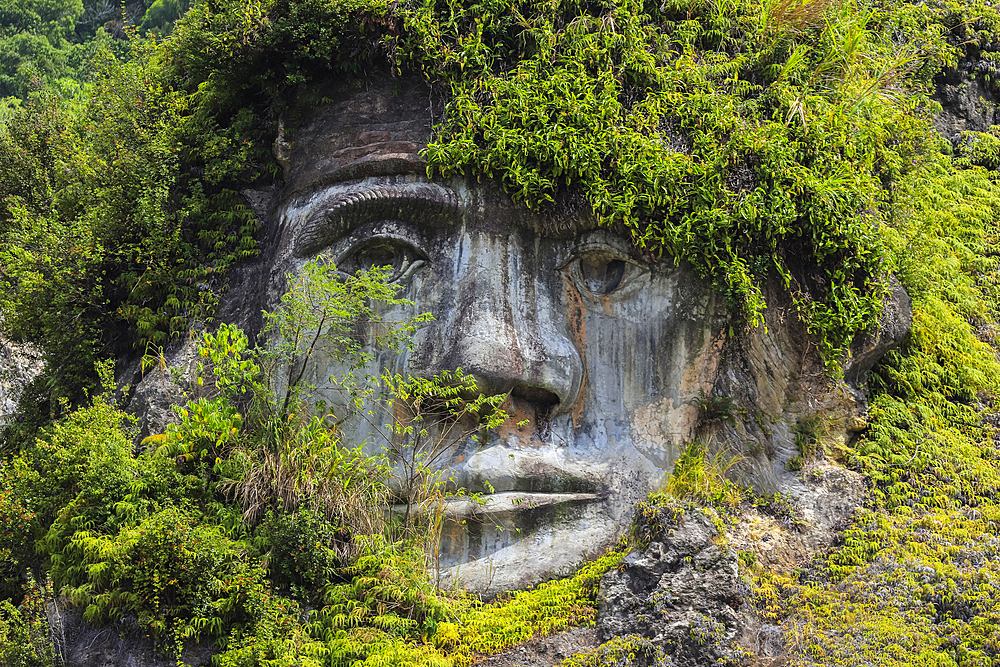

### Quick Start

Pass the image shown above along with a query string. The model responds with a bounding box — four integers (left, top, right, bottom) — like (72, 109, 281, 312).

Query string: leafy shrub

(560, 635, 664, 667)
(0, 39, 259, 409)
(0, 577, 59, 667)
(955, 130, 1000, 170)
(0, 459, 37, 600)
(62, 507, 268, 646)
(660, 440, 745, 511)
(262, 507, 350, 603)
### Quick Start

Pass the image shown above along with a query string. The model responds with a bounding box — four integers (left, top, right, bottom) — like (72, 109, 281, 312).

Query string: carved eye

(579, 254, 626, 295)
(571, 249, 634, 296)
(339, 239, 425, 282)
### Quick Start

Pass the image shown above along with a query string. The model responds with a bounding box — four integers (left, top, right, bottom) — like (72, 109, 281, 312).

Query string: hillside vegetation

(4, 0, 1000, 664)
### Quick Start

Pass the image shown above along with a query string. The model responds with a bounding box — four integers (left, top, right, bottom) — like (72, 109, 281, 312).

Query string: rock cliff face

(934, 62, 1000, 139)
(104, 76, 915, 667)
(597, 511, 743, 666)
(121, 76, 912, 600)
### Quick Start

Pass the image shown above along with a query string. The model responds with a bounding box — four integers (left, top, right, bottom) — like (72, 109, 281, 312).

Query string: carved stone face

(268, 79, 727, 593)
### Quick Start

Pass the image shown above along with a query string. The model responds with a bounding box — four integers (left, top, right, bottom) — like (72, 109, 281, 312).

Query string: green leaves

(0, 39, 262, 408)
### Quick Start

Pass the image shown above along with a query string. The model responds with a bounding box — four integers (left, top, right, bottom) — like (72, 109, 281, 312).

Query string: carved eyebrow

(293, 181, 461, 258)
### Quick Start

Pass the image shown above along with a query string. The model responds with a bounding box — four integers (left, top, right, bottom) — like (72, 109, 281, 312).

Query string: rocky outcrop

(0, 333, 41, 426)
(934, 61, 1000, 140)
(58, 607, 212, 667)
(122, 336, 201, 444)
(474, 626, 600, 667)
(705, 277, 903, 561)
(844, 277, 913, 387)
(596, 511, 743, 666)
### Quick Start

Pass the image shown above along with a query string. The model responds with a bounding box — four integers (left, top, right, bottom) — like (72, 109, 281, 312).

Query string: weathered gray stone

(255, 76, 729, 595)
(0, 332, 41, 425)
(58, 607, 213, 667)
(933, 63, 1000, 139)
(596, 511, 742, 665)
(844, 276, 912, 387)
(125, 336, 201, 444)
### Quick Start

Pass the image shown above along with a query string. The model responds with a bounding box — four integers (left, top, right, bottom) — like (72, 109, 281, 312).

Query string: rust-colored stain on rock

(562, 269, 588, 430)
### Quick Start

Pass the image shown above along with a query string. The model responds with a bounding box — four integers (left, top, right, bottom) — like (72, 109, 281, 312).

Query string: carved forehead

(281, 77, 601, 239)
(282, 77, 433, 195)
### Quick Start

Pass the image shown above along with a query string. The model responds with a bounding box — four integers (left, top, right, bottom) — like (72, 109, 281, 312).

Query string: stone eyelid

(556, 242, 633, 271)
(293, 182, 461, 258)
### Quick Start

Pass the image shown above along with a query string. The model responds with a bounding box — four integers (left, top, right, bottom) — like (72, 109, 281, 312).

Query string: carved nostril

(511, 384, 560, 413)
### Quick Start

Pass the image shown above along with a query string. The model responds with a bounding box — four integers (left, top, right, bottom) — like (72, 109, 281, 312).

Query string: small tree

(167, 253, 507, 549)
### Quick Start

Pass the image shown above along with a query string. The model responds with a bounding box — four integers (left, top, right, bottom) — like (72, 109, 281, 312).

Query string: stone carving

(211, 75, 912, 595)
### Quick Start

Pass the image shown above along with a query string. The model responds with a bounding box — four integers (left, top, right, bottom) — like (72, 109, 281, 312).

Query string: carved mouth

(397, 491, 602, 519)
(471, 475, 602, 495)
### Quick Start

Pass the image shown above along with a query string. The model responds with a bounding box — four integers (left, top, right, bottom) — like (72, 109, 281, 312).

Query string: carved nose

(443, 302, 561, 404)
(408, 238, 582, 414)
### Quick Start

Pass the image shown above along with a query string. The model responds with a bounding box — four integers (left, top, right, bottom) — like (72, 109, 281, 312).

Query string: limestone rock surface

(596, 511, 743, 666)
(124, 336, 201, 444)
(58, 607, 212, 667)
(0, 333, 41, 425)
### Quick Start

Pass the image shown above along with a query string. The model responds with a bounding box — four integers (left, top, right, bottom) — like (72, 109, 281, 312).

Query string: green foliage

(12, 0, 1000, 663)
(881, 0, 1000, 91)
(0, 258, 537, 663)
(214, 539, 626, 667)
(693, 391, 739, 427)
(0, 344, 625, 665)
(139, 0, 190, 35)
(448, 547, 627, 661)
(734, 154, 1000, 664)
(194, 258, 434, 538)
(633, 493, 686, 544)
(560, 635, 664, 667)
(0, 458, 37, 599)
(0, 37, 259, 409)
(0, 0, 84, 98)
(0, 0, 989, 412)
(659, 440, 745, 511)
(262, 507, 349, 602)
(62, 508, 267, 640)
(262, 258, 430, 416)
(0, 577, 58, 667)
(378, 368, 507, 537)
(955, 129, 1000, 170)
